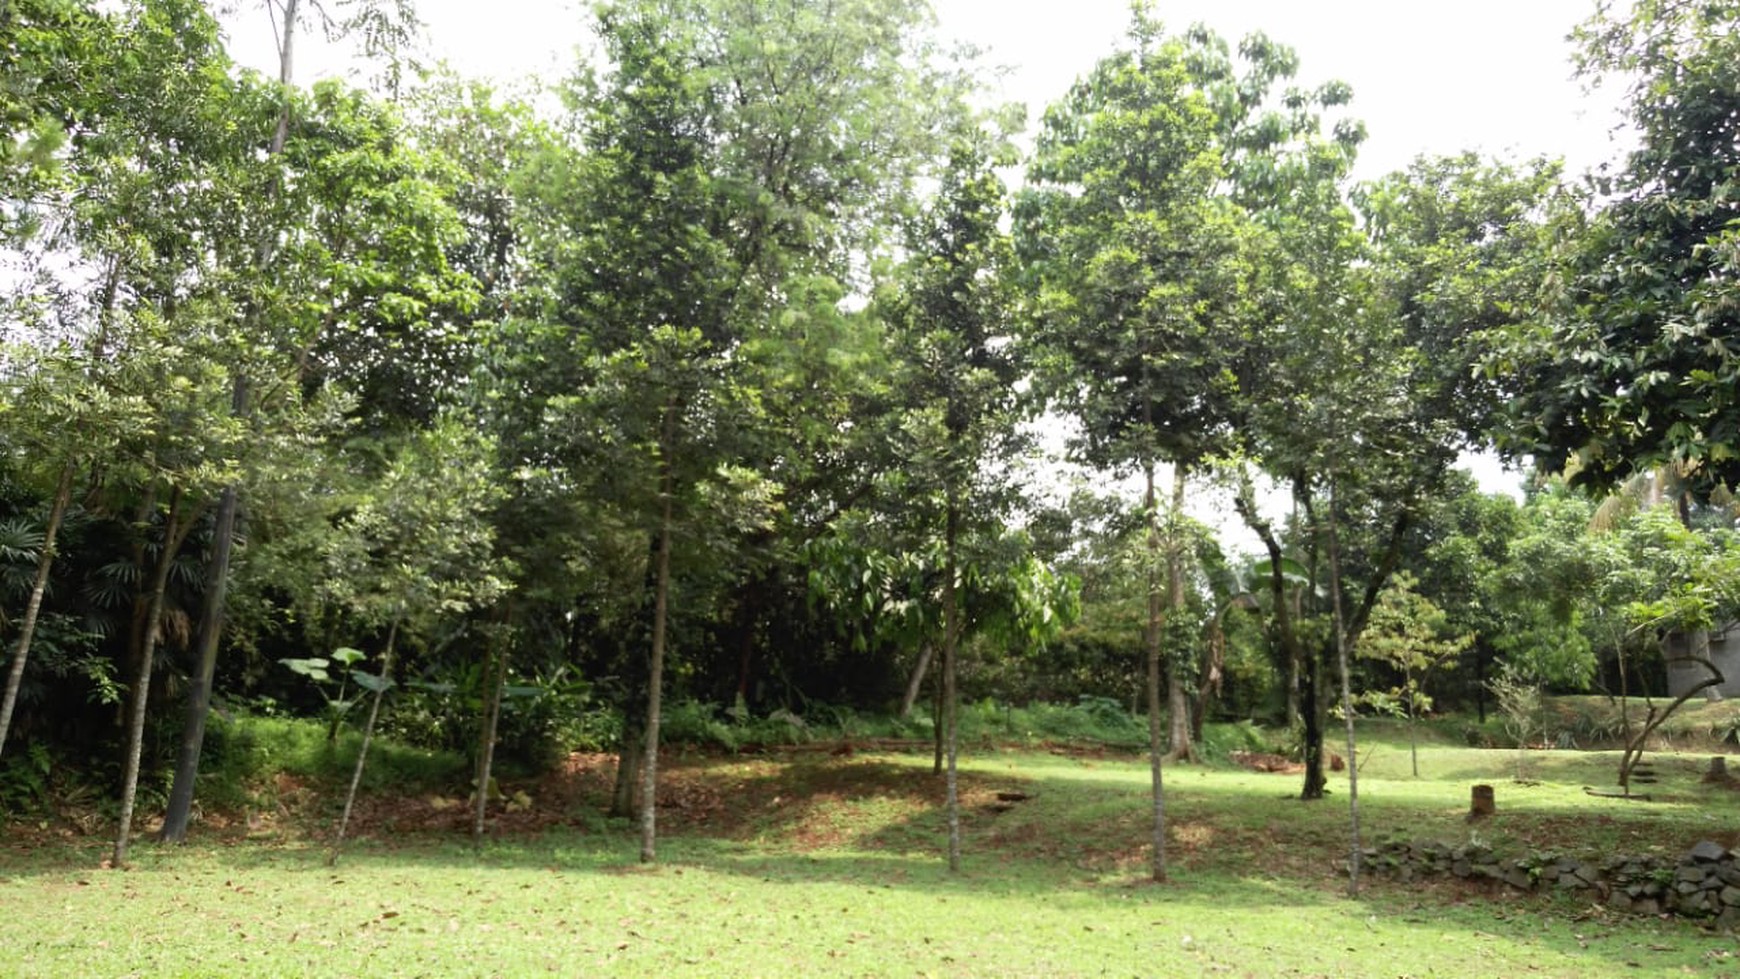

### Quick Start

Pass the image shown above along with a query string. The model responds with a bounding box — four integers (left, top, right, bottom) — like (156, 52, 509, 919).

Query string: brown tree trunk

(1165, 466, 1195, 763)
(473, 623, 508, 849)
(1326, 478, 1361, 896)
(943, 498, 962, 873)
(160, 460, 241, 843)
(1299, 644, 1326, 800)
(0, 461, 75, 759)
(639, 417, 676, 865)
(610, 725, 642, 819)
(1286, 646, 1301, 730)
(1144, 460, 1168, 883)
(932, 665, 944, 775)
(900, 641, 936, 719)
(1297, 485, 1328, 802)
(732, 584, 759, 705)
(112, 486, 188, 868)
(1233, 478, 1318, 799)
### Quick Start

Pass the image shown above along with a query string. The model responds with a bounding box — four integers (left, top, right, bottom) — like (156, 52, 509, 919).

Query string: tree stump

(1705, 756, 1731, 784)
(1469, 784, 1496, 820)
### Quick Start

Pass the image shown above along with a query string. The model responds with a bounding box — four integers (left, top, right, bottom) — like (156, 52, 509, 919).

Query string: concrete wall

(1664, 621, 1740, 699)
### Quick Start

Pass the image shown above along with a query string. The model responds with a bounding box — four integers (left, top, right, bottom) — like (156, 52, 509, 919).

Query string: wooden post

(1469, 784, 1496, 820)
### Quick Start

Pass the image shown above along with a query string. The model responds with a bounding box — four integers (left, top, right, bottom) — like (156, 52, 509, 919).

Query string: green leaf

(280, 658, 332, 682)
(350, 671, 396, 694)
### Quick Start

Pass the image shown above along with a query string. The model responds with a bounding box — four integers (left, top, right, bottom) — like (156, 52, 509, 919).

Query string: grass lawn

(4, 725, 1739, 976)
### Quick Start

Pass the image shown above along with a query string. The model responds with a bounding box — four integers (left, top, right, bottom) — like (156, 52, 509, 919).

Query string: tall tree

(160, 17, 476, 841)
(881, 131, 1025, 872)
(1497, 0, 1740, 496)
(514, 0, 964, 864)
(324, 416, 507, 861)
(1016, 8, 1261, 881)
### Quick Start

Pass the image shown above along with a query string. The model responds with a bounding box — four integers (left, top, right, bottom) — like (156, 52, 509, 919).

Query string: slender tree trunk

(1618, 635, 1632, 746)
(330, 619, 397, 865)
(943, 498, 962, 873)
(1326, 479, 1361, 896)
(610, 724, 642, 819)
(732, 583, 759, 705)
(1406, 666, 1419, 779)
(160, 458, 241, 842)
(1192, 624, 1223, 744)
(112, 487, 186, 868)
(639, 424, 676, 864)
(1144, 460, 1167, 883)
(473, 624, 508, 849)
(900, 642, 935, 718)
(1286, 646, 1301, 729)
(270, 0, 299, 152)
(0, 461, 75, 759)
(1165, 466, 1195, 763)
(120, 482, 159, 726)
(1232, 481, 1317, 799)
(1300, 646, 1325, 800)
(1297, 484, 1327, 801)
(159, 0, 296, 841)
(932, 663, 944, 775)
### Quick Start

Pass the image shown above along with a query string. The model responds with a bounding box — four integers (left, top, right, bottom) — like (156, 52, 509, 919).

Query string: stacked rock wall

(1363, 838, 1740, 928)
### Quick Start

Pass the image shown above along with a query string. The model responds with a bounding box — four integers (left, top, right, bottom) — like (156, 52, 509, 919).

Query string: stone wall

(1362, 838, 1740, 928)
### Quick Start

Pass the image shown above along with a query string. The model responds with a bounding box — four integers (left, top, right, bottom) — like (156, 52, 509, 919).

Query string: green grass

(195, 713, 473, 812)
(6, 836, 1733, 977)
(4, 723, 1739, 976)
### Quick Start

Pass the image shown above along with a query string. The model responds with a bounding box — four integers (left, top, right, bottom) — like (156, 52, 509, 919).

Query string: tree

(1017, 7, 1248, 883)
(325, 416, 507, 862)
(1496, 0, 1740, 495)
(1593, 506, 1739, 793)
(160, 17, 477, 843)
(879, 130, 1026, 871)
(1356, 572, 1470, 777)
(513, 0, 963, 864)
(0, 348, 149, 758)
(0, 0, 117, 241)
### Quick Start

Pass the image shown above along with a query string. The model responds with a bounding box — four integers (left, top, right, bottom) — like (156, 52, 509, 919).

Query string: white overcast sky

(228, 0, 1630, 185)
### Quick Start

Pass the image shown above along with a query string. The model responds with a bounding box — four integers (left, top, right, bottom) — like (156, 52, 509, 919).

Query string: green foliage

(278, 647, 370, 740)
(1357, 572, 1470, 717)
(1496, 0, 1740, 493)
(1017, 12, 1252, 475)
(382, 663, 591, 771)
(0, 741, 53, 815)
(1475, 489, 1596, 686)
(197, 713, 470, 806)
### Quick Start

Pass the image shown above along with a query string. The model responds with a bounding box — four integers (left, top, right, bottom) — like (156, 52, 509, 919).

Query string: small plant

(280, 647, 371, 742)
(1487, 667, 1543, 780)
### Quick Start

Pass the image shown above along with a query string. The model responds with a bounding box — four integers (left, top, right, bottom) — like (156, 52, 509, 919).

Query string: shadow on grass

(11, 742, 1738, 890)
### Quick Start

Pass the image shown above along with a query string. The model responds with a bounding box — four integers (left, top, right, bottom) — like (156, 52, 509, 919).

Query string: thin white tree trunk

(473, 627, 508, 849)
(639, 416, 675, 864)
(943, 500, 961, 873)
(1326, 479, 1361, 897)
(0, 462, 74, 759)
(113, 487, 186, 868)
(1144, 460, 1167, 883)
(330, 619, 398, 865)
